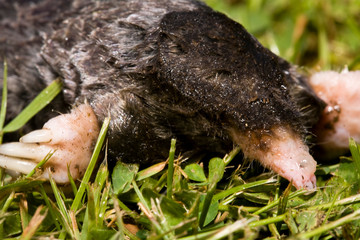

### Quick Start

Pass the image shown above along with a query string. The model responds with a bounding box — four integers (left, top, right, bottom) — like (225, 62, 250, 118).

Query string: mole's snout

(230, 126, 317, 189)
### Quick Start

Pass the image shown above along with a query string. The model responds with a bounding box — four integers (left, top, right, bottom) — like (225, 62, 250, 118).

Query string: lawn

(1, 0, 360, 239)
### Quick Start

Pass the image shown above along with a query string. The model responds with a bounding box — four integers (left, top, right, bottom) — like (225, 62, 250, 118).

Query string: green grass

(1, 0, 360, 239)
(206, 0, 360, 70)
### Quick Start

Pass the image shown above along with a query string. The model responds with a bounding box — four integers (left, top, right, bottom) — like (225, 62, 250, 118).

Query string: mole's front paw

(0, 104, 100, 183)
(310, 70, 360, 158)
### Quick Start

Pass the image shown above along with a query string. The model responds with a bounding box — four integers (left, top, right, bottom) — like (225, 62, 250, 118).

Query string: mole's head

(156, 11, 325, 189)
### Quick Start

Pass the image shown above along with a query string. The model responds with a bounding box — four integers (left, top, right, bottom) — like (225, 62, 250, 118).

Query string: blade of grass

(136, 161, 167, 181)
(199, 183, 216, 229)
(20, 206, 48, 240)
(307, 193, 360, 211)
(268, 222, 281, 239)
(115, 198, 132, 212)
(86, 184, 96, 233)
(213, 178, 277, 202)
(2, 78, 62, 133)
(94, 162, 109, 190)
(0, 191, 15, 239)
(113, 195, 141, 240)
(39, 186, 61, 231)
(113, 196, 142, 223)
(177, 228, 221, 240)
(113, 196, 126, 240)
(200, 157, 225, 228)
(132, 180, 150, 211)
(19, 195, 30, 230)
(167, 138, 176, 198)
(67, 165, 78, 196)
(82, 163, 110, 237)
(49, 175, 72, 235)
(1, 191, 14, 213)
(208, 218, 257, 240)
(71, 117, 110, 212)
(98, 182, 111, 225)
(151, 219, 198, 240)
(296, 208, 360, 239)
(249, 213, 288, 228)
(349, 138, 360, 180)
(137, 196, 165, 239)
(0, 60, 8, 143)
(275, 182, 292, 229)
(253, 189, 308, 215)
(25, 150, 55, 178)
(322, 188, 346, 225)
(224, 147, 241, 166)
(0, 179, 44, 200)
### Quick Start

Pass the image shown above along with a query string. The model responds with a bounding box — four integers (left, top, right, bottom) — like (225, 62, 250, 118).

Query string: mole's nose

(230, 126, 317, 190)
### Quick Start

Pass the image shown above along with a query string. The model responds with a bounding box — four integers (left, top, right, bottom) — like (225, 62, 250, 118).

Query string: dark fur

(0, 0, 325, 164)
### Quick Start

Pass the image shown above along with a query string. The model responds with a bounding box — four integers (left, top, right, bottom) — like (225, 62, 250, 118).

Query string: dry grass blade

(20, 206, 48, 240)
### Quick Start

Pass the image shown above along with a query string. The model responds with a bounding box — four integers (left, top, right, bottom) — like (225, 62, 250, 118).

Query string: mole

(0, 0, 359, 189)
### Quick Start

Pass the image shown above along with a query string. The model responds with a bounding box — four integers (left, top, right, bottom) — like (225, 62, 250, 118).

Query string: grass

(1, 0, 360, 239)
(206, 0, 360, 70)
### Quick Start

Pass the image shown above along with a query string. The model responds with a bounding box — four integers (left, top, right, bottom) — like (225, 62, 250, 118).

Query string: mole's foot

(0, 104, 100, 183)
(310, 70, 360, 159)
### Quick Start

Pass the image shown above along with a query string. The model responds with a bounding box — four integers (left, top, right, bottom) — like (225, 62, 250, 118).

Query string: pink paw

(310, 70, 360, 158)
(0, 104, 100, 183)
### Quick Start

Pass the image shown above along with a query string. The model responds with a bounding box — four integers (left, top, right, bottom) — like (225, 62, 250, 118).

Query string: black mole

(0, 0, 326, 189)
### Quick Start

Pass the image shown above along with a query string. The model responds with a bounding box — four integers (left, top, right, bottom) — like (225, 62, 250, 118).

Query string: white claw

(0, 142, 52, 161)
(20, 129, 52, 143)
(0, 155, 37, 174)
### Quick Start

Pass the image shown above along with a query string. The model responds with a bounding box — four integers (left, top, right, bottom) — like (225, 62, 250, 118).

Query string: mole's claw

(0, 104, 100, 183)
(0, 142, 53, 161)
(0, 155, 38, 175)
(20, 129, 52, 143)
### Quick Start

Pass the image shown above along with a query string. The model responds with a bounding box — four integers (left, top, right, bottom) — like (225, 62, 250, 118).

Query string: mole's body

(0, 0, 359, 189)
